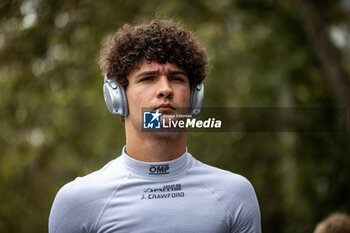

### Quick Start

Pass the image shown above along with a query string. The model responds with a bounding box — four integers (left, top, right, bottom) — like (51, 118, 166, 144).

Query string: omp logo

(149, 164, 170, 175)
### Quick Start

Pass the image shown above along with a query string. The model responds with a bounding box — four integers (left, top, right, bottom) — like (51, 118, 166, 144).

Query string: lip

(154, 103, 175, 111)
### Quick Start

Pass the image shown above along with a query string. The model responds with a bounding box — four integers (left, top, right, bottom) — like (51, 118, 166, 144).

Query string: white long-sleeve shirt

(49, 147, 261, 233)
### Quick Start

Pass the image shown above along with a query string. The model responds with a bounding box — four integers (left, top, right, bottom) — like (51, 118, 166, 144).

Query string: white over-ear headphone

(103, 73, 204, 116)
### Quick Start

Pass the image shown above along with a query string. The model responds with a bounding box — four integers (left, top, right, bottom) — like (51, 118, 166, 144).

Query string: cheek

(177, 87, 191, 104)
(127, 87, 152, 109)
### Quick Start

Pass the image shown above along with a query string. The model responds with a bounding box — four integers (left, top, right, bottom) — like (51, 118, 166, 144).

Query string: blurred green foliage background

(1, 0, 350, 232)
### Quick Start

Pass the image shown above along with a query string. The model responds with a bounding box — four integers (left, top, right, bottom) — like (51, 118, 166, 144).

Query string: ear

(188, 83, 204, 115)
(103, 73, 129, 116)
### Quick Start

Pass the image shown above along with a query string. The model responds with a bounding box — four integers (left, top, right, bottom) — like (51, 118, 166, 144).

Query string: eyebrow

(169, 70, 187, 76)
(135, 70, 187, 79)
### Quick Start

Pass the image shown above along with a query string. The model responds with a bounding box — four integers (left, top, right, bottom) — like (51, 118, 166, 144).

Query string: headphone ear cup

(188, 83, 204, 115)
(103, 76, 129, 116)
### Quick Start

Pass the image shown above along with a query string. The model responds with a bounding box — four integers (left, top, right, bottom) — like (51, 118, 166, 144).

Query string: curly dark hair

(99, 19, 209, 88)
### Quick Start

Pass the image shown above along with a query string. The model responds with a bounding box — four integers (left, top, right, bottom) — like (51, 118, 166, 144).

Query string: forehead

(128, 60, 185, 78)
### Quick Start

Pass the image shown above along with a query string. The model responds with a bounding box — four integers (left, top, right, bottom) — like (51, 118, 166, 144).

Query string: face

(125, 60, 191, 132)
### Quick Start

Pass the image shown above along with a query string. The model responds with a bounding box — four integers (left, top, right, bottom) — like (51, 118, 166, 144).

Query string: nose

(156, 76, 173, 99)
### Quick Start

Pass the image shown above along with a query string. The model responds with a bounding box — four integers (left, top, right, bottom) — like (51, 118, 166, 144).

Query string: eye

(171, 76, 185, 82)
(140, 76, 154, 82)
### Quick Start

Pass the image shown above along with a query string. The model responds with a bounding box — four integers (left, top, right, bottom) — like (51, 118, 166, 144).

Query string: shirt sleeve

(229, 195, 261, 233)
(227, 178, 261, 233)
(49, 181, 97, 233)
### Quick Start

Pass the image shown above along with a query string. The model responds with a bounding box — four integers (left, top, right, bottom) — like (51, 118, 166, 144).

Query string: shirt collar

(121, 146, 192, 179)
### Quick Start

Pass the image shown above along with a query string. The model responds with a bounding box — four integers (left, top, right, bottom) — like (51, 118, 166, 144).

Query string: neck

(125, 124, 186, 162)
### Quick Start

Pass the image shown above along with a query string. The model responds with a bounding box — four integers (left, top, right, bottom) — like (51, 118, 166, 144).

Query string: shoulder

(190, 158, 256, 198)
(55, 157, 126, 202)
(49, 157, 128, 233)
(189, 157, 261, 233)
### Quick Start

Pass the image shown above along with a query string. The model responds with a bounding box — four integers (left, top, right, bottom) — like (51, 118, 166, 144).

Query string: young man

(49, 19, 261, 233)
